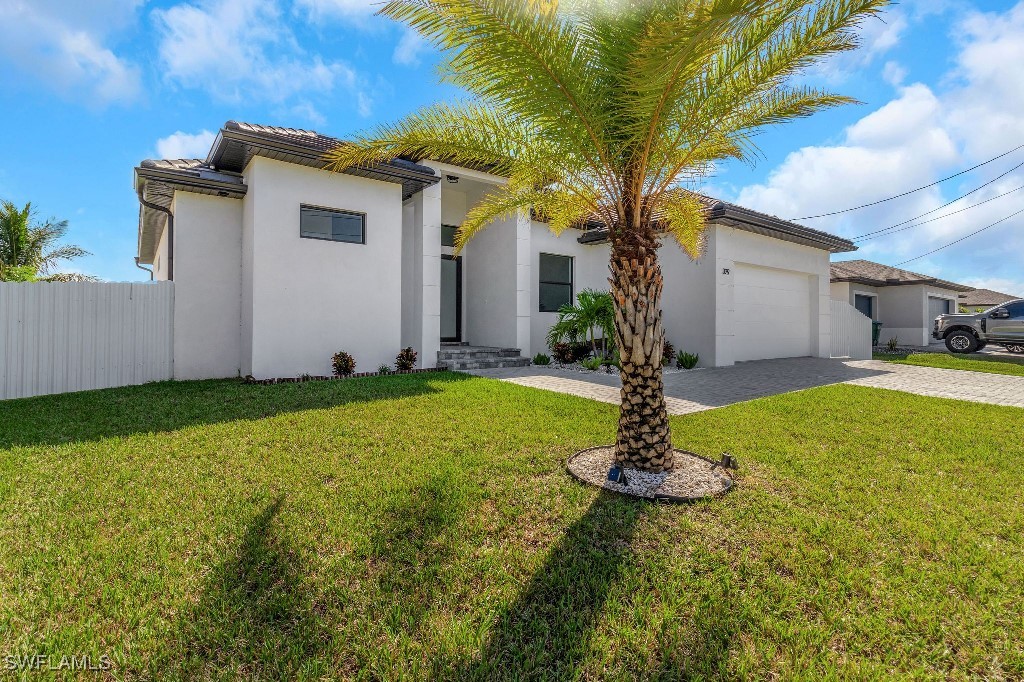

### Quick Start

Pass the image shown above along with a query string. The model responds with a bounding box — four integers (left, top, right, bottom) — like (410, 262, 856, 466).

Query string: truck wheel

(945, 331, 977, 354)
(1006, 344, 1024, 354)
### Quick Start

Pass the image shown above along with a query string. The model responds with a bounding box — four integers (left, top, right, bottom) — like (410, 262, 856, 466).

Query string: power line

(855, 183, 1024, 242)
(895, 207, 1024, 266)
(789, 144, 1024, 221)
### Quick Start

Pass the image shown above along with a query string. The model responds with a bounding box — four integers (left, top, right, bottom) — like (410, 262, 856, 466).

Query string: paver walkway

(469, 357, 1024, 414)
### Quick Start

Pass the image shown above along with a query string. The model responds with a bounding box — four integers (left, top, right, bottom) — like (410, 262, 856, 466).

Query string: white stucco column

(714, 231, 735, 367)
(419, 181, 442, 367)
(515, 209, 532, 355)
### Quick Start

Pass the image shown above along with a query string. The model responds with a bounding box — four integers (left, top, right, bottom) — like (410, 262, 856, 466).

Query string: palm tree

(546, 288, 616, 357)
(0, 201, 94, 282)
(325, 0, 885, 472)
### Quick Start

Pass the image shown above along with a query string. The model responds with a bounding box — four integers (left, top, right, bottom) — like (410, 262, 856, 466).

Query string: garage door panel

(733, 264, 812, 362)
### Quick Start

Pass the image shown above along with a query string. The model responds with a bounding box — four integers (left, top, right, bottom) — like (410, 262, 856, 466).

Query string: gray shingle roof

(958, 288, 1021, 307)
(830, 259, 972, 292)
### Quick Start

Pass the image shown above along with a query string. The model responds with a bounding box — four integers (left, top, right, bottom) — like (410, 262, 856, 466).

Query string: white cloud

(152, 0, 373, 114)
(731, 2, 1024, 291)
(155, 130, 217, 160)
(393, 28, 428, 66)
(294, 0, 377, 22)
(0, 0, 142, 105)
(881, 60, 907, 86)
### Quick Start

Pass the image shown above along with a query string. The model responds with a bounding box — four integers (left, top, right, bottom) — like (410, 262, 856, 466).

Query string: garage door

(928, 296, 950, 319)
(733, 264, 812, 362)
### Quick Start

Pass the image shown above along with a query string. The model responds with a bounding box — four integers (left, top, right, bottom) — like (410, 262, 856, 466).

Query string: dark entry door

(441, 255, 462, 342)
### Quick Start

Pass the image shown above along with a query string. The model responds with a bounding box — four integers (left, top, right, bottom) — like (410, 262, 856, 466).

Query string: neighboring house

(958, 287, 1020, 312)
(134, 120, 856, 380)
(830, 259, 972, 347)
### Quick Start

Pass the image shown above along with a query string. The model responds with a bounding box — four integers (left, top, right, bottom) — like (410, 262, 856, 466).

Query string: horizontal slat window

(539, 253, 573, 312)
(300, 206, 366, 244)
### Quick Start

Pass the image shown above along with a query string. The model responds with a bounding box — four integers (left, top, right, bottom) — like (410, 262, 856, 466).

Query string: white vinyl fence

(830, 299, 872, 360)
(0, 282, 173, 400)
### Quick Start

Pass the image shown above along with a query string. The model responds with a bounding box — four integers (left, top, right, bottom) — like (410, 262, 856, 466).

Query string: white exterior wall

(660, 237, 717, 366)
(529, 223, 610, 356)
(712, 226, 832, 366)
(243, 157, 405, 378)
(153, 225, 169, 281)
(170, 193, 242, 380)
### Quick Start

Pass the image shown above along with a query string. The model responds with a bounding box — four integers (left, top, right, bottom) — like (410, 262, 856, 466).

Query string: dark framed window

(854, 294, 874, 319)
(539, 253, 573, 312)
(441, 224, 459, 248)
(300, 205, 365, 244)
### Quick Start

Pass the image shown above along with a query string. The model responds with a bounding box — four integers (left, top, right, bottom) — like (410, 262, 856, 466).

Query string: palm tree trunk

(609, 250, 673, 472)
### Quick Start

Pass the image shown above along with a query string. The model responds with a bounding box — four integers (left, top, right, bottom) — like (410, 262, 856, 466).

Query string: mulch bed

(567, 445, 734, 503)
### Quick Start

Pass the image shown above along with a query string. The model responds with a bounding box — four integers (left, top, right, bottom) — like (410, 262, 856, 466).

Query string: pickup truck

(933, 299, 1024, 354)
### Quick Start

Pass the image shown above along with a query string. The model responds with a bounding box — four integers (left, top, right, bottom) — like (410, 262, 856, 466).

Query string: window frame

(299, 204, 367, 245)
(538, 252, 574, 313)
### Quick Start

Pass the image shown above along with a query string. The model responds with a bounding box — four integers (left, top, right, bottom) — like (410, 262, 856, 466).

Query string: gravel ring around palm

(567, 445, 734, 502)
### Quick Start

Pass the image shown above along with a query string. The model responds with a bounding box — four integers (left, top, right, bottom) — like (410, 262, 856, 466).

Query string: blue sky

(1, 0, 1022, 294)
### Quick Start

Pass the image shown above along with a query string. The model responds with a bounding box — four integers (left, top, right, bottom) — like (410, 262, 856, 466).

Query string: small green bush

(332, 351, 356, 376)
(581, 356, 602, 371)
(395, 347, 418, 371)
(886, 337, 900, 352)
(676, 351, 699, 370)
(533, 353, 551, 365)
(377, 364, 392, 374)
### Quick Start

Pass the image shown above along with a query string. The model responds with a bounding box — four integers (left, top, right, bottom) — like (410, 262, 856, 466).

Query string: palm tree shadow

(456, 491, 646, 680)
(166, 495, 329, 679)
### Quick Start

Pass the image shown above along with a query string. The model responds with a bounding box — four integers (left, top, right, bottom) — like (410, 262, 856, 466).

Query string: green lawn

(874, 351, 1024, 377)
(1, 374, 1022, 680)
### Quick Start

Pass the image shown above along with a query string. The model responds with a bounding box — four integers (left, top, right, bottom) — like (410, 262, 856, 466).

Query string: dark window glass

(854, 294, 874, 318)
(441, 225, 458, 248)
(539, 253, 573, 312)
(300, 206, 365, 244)
(1005, 301, 1024, 319)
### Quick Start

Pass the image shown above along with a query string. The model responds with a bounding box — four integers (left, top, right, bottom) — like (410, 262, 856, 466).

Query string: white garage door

(733, 264, 812, 362)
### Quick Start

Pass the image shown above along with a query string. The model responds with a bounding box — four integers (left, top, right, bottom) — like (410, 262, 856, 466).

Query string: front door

(441, 254, 462, 342)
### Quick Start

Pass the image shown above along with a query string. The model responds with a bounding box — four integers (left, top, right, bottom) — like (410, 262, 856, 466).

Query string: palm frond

(653, 190, 708, 258)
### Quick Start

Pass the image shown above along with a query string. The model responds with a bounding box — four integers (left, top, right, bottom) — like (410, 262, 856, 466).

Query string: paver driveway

(469, 357, 1024, 414)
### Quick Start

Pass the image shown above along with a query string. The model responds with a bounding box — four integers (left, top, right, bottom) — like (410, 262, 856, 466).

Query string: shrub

(395, 347, 418, 371)
(332, 351, 356, 377)
(662, 340, 675, 366)
(676, 351, 699, 369)
(377, 364, 392, 374)
(533, 353, 551, 365)
(551, 342, 575, 364)
(886, 336, 900, 352)
(581, 356, 602, 371)
(600, 350, 621, 371)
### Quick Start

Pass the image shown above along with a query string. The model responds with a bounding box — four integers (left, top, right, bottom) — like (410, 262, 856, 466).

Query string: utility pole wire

(855, 184, 1024, 242)
(789, 144, 1024, 221)
(895, 207, 1024, 266)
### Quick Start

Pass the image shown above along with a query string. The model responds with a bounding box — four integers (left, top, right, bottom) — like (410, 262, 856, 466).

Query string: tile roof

(958, 287, 1021, 306)
(574, 193, 857, 253)
(830, 259, 972, 291)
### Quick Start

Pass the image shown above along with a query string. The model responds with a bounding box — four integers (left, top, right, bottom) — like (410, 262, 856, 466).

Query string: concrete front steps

(437, 345, 531, 371)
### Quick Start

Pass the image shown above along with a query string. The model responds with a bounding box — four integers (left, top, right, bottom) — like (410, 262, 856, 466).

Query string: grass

(874, 351, 1024, 377)
(1, 373, 1023, 680)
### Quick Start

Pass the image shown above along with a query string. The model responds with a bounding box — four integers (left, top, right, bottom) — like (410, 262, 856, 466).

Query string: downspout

(137, 186, 174, 281)
(134, 257, 153, 281)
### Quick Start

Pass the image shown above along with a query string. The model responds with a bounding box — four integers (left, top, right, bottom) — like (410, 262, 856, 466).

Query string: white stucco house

(829, 260, 972, 347)
(135, 121, 857, 380)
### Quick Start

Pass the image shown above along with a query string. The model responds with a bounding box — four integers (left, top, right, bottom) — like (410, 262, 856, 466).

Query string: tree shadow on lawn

(451, 491, 743, 681)
(0, 371, 473, 449)
(160, 494, 332, 680)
